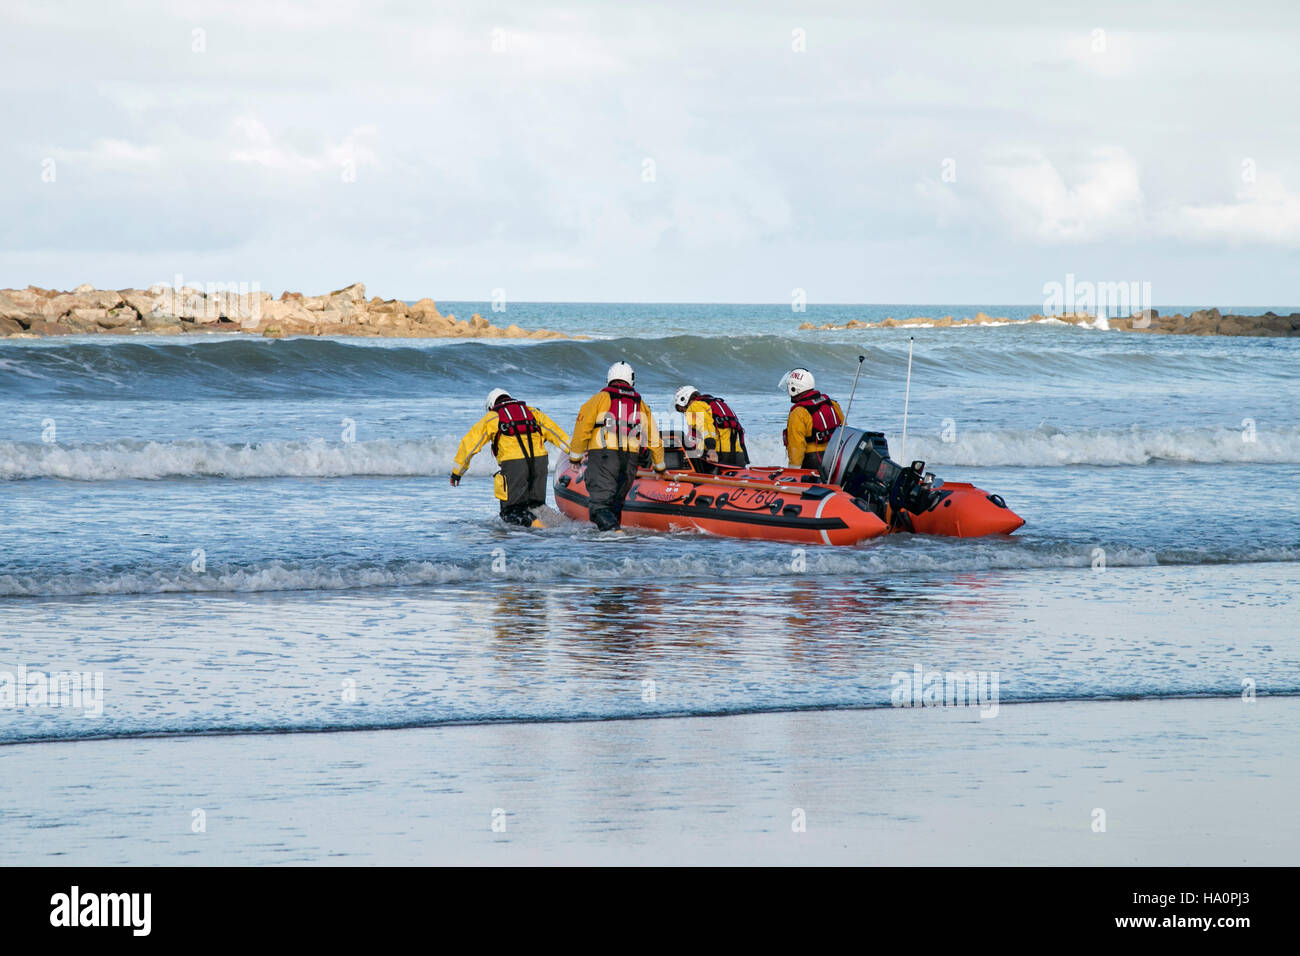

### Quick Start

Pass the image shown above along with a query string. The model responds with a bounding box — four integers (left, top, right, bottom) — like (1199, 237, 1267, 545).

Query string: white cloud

(980, 147, 1145, 242)
(5, 1, 1300, 300)
(523, 251, 596, 271)
(1167, 175, 1300, 245)
(52, 137, 162, 167)
(228, 117, 378, 174)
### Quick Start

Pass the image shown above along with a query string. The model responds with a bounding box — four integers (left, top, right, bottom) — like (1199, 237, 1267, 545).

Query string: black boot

(590, 507, 620, 532)
(501, 507, 536, 527)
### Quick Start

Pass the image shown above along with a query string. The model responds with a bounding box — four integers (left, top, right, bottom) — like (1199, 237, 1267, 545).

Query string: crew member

(451, 388, 571, 526)
(672, 385, 718, 469)
(675, 386, 749, 467)
(570, 361, 666, 531)
(781, 367, 844, 470)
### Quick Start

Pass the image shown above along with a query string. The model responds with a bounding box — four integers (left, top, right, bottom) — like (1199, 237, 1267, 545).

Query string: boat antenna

(827, 354, 866, 473)
(899, 336, 914, 464)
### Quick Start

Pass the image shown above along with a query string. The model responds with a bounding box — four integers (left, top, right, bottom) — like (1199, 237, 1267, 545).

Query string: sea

(2, 302, 1297, 864)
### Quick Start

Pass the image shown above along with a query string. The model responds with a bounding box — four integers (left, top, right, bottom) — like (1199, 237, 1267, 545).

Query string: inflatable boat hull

(554, 458, 1025, 544)
(554, 459, 888, 546)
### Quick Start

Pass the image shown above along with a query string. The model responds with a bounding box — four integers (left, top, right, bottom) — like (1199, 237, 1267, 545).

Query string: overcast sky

(2, 1, 1298, 304)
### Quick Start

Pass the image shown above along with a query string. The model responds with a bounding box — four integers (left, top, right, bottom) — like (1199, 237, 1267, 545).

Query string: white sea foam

(743, 424, 1300, 468)
(5, 542, 1300, 597)
(895, 423, 1300, 467)
(3, 423, 1297, 482)
(0, 437, 510, 480)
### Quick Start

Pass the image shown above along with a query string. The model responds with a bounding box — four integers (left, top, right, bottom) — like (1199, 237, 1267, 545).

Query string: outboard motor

(657, 429, 693, 471)
(821, 425, 941, 521)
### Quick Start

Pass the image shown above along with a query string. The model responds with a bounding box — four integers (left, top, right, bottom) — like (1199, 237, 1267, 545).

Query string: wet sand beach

(2, 696, 1293, 865)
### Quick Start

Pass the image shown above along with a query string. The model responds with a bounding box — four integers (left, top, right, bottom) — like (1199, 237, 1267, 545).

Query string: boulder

(73, 283, 95, 293)
(326, 294, 364, 317)
(1, 316, 24, 336)
(84, 290, 123, 309)
(142, 313, 183, 332)
(98, 306, 139, 329)
(242, 300, 279, 330)
(254, 301, 316, 333)
(66, 309, 107, 331)
(0, 292, 34, 325)
(371, 313, 414, 334)
(45, 292, 99, 317)
(1179, 312, 1218, 335)
(408, 297, 442, 318)
(25, 319, 76, 336)
(299, 295, 327, 310)
(53, 314, 100, 335)
(328, 281, 366, 302)
(468, 313, 490, 331)
(1217, 314, 1257, 336)
(413, 311, 453, 332)
(122, 291, 159, 318)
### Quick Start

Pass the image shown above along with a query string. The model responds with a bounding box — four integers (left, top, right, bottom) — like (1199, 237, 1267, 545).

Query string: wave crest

(4, 423, 1298, 481)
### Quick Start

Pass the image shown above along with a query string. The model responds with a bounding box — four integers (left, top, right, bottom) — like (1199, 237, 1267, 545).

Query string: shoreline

(2, 696, 1292, 865)
(0, 282, 574, 340)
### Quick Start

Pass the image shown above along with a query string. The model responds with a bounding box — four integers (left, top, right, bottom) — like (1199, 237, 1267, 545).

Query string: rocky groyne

(0, 282, 570, 339)
(799, 309, 1300, 337)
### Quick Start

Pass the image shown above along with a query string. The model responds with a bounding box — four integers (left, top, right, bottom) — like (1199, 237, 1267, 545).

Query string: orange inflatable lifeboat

(553, 459, 888, 545)
(553, 425, 1024, 544)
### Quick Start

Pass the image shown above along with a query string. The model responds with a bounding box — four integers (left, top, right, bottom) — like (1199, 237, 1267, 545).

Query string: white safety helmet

(780, 367, 815, 397)
(485, 388, 510, 410)
(674, 385, 699, 411)
(607, 360, 635, 386)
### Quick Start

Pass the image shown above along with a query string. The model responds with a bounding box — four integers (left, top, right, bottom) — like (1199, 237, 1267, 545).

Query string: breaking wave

(1, 332, 1293, 400)
(4, 423, 1298, 481)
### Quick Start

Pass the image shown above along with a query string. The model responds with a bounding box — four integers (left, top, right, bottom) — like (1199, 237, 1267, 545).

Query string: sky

(1, 0, 1298, 305)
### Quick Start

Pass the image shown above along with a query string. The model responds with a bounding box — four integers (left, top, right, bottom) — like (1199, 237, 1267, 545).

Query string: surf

(5, 423, 1298, 481)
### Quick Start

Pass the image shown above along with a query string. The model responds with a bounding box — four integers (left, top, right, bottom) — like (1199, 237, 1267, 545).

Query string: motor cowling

(821, 425, 941, 518)
(657, 429, 692, 470)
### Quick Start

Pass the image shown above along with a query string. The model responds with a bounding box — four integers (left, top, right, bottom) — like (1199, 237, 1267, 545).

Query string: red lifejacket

(786, 390, 842, 445)
(602, 383, 643, 433)
(492, 399, 541, 455)
(699, 394, 743, 436)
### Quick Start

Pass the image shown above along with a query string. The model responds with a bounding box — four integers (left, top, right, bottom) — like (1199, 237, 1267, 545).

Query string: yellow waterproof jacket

(785, 397, 844, 465)
(452, 406, 570, 477)
(682, 398, 719, 452)
(715, 425, 742, 454)
(570, 389, 665, 468)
